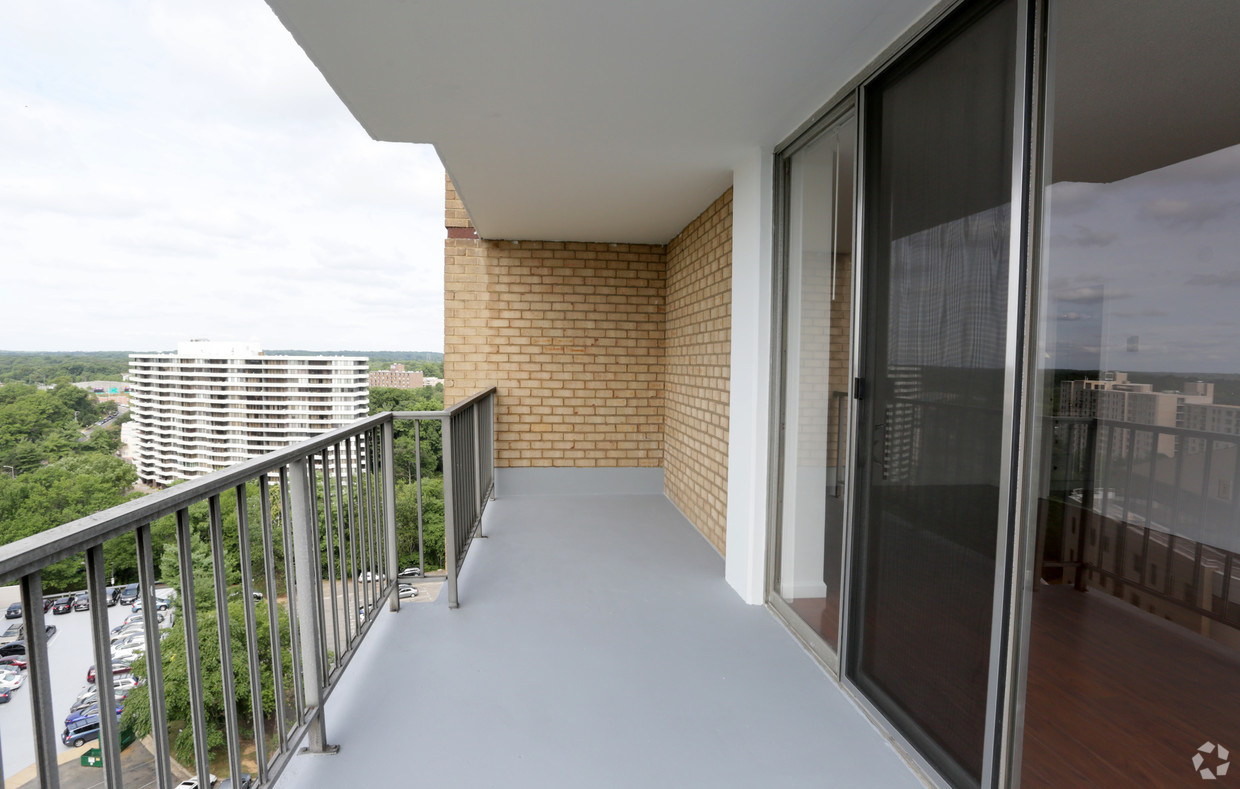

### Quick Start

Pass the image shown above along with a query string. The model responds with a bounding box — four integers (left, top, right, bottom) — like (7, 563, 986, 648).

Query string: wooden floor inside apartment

(781, 582, 1240, 786)
(1022, 585, 1240, 787)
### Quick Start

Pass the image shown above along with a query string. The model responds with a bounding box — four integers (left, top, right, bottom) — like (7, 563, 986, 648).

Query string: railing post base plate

(299, 745, 341, 756)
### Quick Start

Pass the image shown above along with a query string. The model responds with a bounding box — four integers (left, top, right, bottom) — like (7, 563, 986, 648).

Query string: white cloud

(0, 0, 445, 353)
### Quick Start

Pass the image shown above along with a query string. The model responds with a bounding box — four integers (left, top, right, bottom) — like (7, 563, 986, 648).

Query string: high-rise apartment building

(129, 340, 368, 486)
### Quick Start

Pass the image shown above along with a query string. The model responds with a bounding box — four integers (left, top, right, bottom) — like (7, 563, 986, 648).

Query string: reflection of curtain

(887, 205, 1009, 370)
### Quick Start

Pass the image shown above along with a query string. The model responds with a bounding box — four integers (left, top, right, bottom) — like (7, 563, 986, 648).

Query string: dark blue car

(62, 707, 122, 747)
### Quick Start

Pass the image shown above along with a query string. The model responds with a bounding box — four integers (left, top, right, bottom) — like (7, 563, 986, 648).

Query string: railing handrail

(391, 385, 497, 421)
(1053, 414, 1240, 445)
(0, 411, 399, 583)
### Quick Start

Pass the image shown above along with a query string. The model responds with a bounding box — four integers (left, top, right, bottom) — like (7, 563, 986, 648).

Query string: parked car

(117, 584, 140, 606)
(86, 662, 133, 684)
(111, 646, 144, 665)
(0, 688, 11, 704)
(4, 603, 21, 620)
(0, 626, 55, 656)
(0, 668, 25, 691)
(174, 775, 218, 788)
(0, 656, 29, 670)
(51, 596, 73, 615)
(74, 676, 139, 709)
(0, 623, 23, 645)
(132, 598, 170, 613)
(219, 774, 253, 789)
(125, 611, 163, 626)
(41, 597, 53, 613)
(398, 585, 418, 599)
(111, 636, 145, 654)
(69, 701, 123, 720)
(73, 595, 91, 612)
(61, 708, 123, 747)
(398, 566, 424, 579)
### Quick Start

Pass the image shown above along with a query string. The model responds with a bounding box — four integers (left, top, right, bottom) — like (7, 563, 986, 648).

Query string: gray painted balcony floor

(275, 492, 924, 789)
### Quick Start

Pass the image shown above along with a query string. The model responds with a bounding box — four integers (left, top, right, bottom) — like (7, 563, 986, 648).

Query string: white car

(0, 669, 24, 691)
(111, 647, 144, 664)
(174, 775, 218, 788)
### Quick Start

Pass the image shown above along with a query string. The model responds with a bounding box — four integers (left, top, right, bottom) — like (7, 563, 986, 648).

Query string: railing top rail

(0, 412, 396, 584)
(1054, 415, 1240, 444)
(0, 388, 497, 584)
(391, 388, 495, 421)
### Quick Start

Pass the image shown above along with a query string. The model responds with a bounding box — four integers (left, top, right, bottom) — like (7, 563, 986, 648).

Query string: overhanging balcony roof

(265, 0, 938, 244)
(274, 491, 921, 788)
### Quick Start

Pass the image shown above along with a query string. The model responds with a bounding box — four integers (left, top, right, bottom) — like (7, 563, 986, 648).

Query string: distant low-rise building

(73, 380, 131, 406)
(368, 363, 426, 389)
(128, 340, 368, 486)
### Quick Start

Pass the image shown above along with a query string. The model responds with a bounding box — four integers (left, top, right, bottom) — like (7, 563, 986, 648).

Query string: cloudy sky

(1, 1, 445, 353)
(1043, 142, 1240, 375)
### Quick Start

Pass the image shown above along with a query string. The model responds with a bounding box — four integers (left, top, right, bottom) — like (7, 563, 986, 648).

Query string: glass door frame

(766, 97, 860, 677)
(766, 0, 1043, 786)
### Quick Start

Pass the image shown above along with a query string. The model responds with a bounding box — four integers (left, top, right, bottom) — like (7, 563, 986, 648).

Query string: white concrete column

(726, 148, 775, 605)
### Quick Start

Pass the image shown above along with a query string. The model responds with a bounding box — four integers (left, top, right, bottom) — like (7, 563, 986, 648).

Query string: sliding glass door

(1019, 1, 1240, 785)
(772, 109, 857, 662)
(846, 1, 1020, 786)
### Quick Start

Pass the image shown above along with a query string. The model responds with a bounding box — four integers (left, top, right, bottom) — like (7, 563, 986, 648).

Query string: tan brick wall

(664, 189, 732, 554)
(445, 235, 666, 468)
(444, 177, 733, 552)
(445, 174, 473, 229)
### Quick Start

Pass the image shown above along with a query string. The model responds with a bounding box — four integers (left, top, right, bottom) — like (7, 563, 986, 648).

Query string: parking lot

(0, 586, 144, 782)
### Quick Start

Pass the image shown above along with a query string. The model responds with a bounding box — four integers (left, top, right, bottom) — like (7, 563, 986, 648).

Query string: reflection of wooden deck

(1023, 585, 1240, 787)
(788, 593, 840, 652)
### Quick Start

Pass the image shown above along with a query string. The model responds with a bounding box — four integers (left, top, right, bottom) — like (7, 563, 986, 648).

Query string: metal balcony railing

(0, 387, 495, 789)
(1041, 416, 1240, 629)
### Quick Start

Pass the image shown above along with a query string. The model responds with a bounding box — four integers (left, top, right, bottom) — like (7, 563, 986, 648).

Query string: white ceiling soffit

(1051, 0, 1240, 185)
(266, 0, 937, 244)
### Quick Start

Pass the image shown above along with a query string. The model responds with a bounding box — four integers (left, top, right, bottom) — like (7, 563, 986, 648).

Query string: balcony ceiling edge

(264, 0, 940, 244)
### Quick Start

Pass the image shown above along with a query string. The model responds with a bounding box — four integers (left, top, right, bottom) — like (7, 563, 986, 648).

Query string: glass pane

(1023, 1, 1240, 785)
(848, 1, 1016, 786)
(776, 113, 856, 654)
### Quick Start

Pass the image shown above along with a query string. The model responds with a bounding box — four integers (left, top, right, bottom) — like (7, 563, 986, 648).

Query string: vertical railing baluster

(415, 421, 425, 576)
(383, 419, 400, 612)
(345, 439, 361, 640)
(1164, 534, 1177, 598)
(235, 485, 269, 785)
(278, 467, 306, 723)
(85, 544, 123, 788)
(175, 508, 212, 789)
(259, 474, 290, 750)
(322, 452, 342, 663)
(473, 405, 483, 538)
(369, 429, 383, 597)
(356, 436, 373, 616)
(1221, 553, 1235, 619)
(332, 444, 353, 647)
(307, 458, 330, 674)
(21, 572, 58, 789)
(289, 457, 337, 754)
(207, 495, 244, 786)
(136, 523, 174, 789)
(1191, 541, 1206, 607)
(1199, 439, 1217, 547)
(443, 414, 459, 608)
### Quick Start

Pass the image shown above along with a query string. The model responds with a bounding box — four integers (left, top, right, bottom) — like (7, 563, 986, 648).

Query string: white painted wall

(725, 148, 775, 605)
